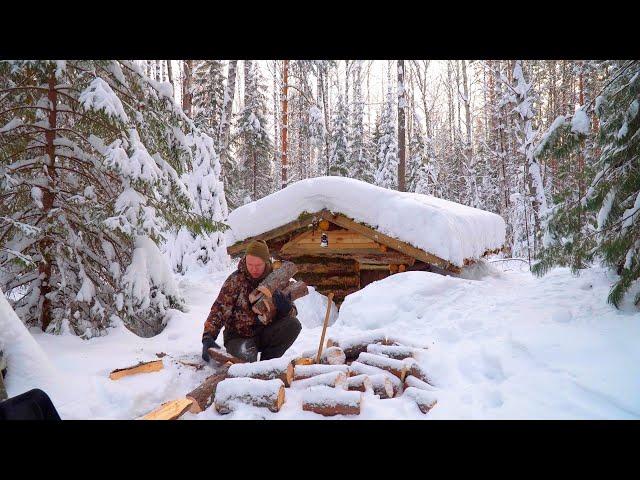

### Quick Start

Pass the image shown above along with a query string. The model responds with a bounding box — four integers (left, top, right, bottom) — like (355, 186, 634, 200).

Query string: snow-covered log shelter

(225, 177, 505, 305)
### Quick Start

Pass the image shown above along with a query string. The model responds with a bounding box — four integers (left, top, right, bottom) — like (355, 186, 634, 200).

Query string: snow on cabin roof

(224, 177, 506, 267)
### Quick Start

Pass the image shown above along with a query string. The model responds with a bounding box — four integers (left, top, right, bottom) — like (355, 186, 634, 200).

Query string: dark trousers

(224, 315, 302, 362)
(0, 389, 62, 420)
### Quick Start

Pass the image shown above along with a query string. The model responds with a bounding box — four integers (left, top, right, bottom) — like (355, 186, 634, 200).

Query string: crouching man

(201, 240, 302, 363)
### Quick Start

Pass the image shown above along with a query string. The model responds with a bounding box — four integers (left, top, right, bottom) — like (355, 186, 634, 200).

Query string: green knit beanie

(245, 240, 270, 264)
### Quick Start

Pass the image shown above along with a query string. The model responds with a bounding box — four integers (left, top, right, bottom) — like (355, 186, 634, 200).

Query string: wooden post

(316, 292, 334, 363)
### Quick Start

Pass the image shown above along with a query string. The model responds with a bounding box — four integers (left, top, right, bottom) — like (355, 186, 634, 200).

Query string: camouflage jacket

(202, 256, 276, 340)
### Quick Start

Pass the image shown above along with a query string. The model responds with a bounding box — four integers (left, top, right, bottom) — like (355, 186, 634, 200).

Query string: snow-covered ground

(3, 261, 640, 419)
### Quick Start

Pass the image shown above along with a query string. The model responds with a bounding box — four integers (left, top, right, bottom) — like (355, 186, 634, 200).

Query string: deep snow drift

(3, 261, 639, 419)
(225, 177, 506, 267)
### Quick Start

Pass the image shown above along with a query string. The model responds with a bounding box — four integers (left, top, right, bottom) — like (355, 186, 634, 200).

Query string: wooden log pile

(137, 334, 438, 419)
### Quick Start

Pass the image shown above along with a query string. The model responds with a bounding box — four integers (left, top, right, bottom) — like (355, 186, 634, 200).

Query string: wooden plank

(138, 398, 193, 420)
(109, 360, 164, 380)
(226, 213, 318, 256)
(319, 210, 460, 273)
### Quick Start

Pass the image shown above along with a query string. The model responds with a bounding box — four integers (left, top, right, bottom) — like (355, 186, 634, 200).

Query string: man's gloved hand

(201, 335, 221, 362)
(273, 290, 293, 319)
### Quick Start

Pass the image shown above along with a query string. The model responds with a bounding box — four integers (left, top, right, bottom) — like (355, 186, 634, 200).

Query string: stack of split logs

(138, 332, 438, 419)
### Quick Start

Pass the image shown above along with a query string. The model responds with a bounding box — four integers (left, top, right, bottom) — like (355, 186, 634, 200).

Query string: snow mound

(0, 288, 59, 396)
(225, 176, 506, 267)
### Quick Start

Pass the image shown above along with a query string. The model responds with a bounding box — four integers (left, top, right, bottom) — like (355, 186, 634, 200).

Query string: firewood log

(404, 375, 437, 392)
(290, 356, 315, 366)
(403, 387, 438, 414)
(406, 360, 435, 387)
(348, 361, 402, 397)
(290, 371, 348, 390)
(293, 364, 350, 380)
(248, 261, 298, 303)
(319, 346, 346, 365)
(227, 357, 294, 386)
(326, 332, 395, 360)
(345, 374, 372, 392)
(207, 348, 245, 365)
(368, 374, 395, 399)
(356, 352, 408, 381)
(109, 359, 163, 380)
(185, 373, 228, 413)
(301, 386, 362, 416)
(366, 344, 417, 360)
(139, 398, 193, 420)
(253, 280, 309, 324)
(214, 378, 286, 414)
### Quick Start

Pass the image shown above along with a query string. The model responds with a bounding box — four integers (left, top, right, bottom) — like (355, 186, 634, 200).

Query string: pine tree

(374, 86, 399, 189)
(328, 95, 349, 177)
(192, 60, 225, 137)
(349, 61, 372, 183)
(234, 62, 273, 202)
(0, 60, 225, 338)
(162, 132, 230, 275)
(533, 60, 640, 309)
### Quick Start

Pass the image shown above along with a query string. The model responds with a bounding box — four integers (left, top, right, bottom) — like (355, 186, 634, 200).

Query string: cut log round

(403, 375, 437, 392)
(345, 374, 372, 392)
(327, 333, 394, 360)
(208, 348, 246, 365)
(227, 357, 294, 386)
(254, 280, 309, 324)
(319, 346, 346, 365)
(348, 361, 402, 397)
(369, 374, 395, 399)
(291, 356, 315, 366)
(109, 359, 163, 380)
(139, 398, 193, 420)
(403, 387, 438, 414)
(301, 386, 362, 416)
(290, 371, 347, 390)
(407, 361, 435, 387)
(366, 344, 417, 361)
(185, 373, 228, 413)
(249, 261, 298, 303)
(356, 352, 408, 381)
(293, 364, 350, 381)
(214, 377, 286, 414)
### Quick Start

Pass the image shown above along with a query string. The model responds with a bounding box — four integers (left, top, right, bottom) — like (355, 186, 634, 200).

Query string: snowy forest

(1, 59, 639, 420)
(3, 60, 638, 334)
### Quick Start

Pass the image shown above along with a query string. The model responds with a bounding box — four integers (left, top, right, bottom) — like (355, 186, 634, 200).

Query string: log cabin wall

(233, 212, 451, 306)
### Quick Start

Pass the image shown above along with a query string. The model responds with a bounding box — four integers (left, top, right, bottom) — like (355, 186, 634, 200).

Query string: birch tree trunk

(397, 60, 406, 192)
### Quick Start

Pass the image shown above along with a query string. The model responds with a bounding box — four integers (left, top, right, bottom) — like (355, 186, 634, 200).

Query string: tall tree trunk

(182, 60, 193, 117)
(40, 71, 58, 331)
(219, 60, 237, 149)
(281, 60, 289, 188)
(397, 60, 406, 192)
(320, 67, 331, 175)
(167, 60, 174, 90)
(461, 60, 472, 149)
